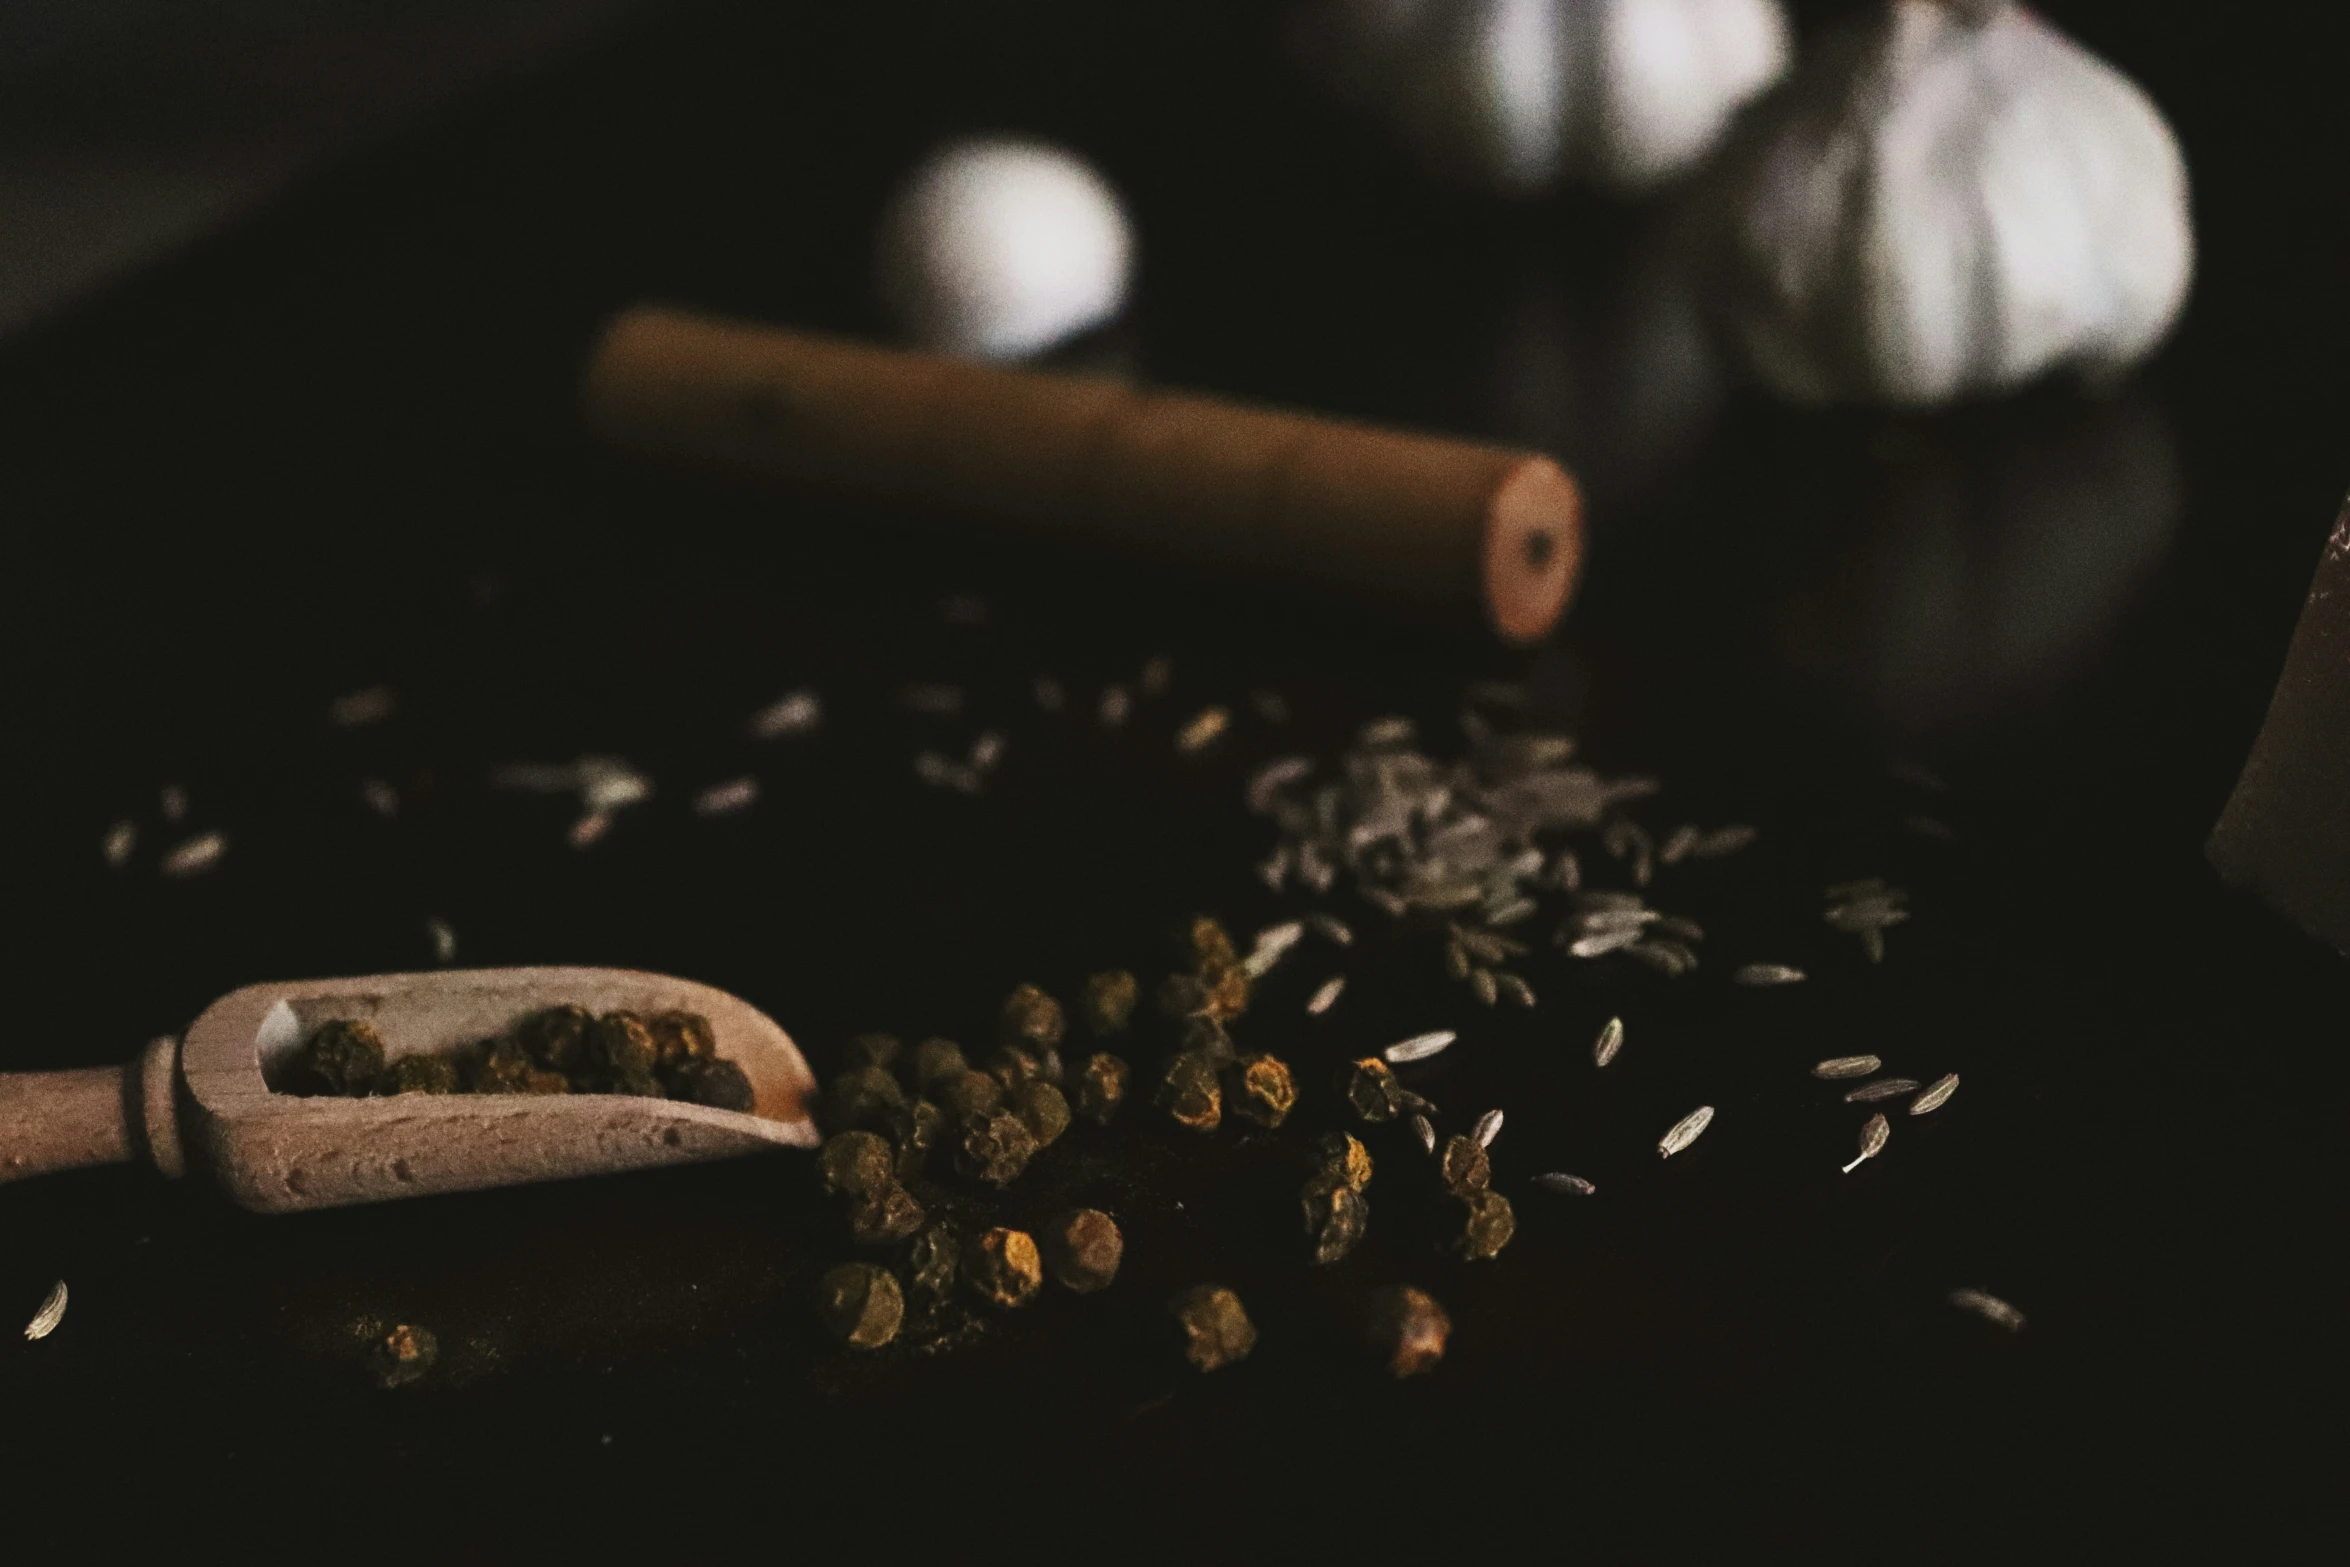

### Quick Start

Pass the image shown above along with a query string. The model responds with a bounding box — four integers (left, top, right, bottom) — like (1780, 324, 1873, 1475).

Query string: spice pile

(282, 1007, 755, 1110)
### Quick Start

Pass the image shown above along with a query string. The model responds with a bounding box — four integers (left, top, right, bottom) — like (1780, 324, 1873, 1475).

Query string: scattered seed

(1244, 921, 1306, 978)
(1443, 939, 1471, 981)
(1845, 1078, 1922, 1103)
(1485, 896, 1539, 926)
(102, 821, 136, 868)
(914, 752, 982, 793)
(1842, 1113, 1889, 1174)
(1658, 825, 1701, 865)
(1570, 928, 1644, 959)
(160, 784, 188, 823)
(329, 686, 396, 727)
(1140, 655, 1174, 696)
(1246, 756, 1313, 813)
(425, 918, 457, 964)
(1910, 1073, 1960, 1115)
(1251, 689, 1290, 723)
(747, 689, 821, 738)
(901, 683, 963, 714)
(1176, 706, 1231, 754)
(1033, 676, 1066, 711)
(160, 831, 227, 877)
(1384, 1031, 1456, 1065)
(359, 778, 399, 818)
(1732, 963, 1806, 986)
(1592, 1017, 1624, 1067)
(693, 777, 759, 815)
(1306, 977, 1346, 1015)
(1692, 824, 1758, 859)
(1472, 1109, 1503, 1148)
(1495, 972, 1536, 1008)
(1533, 1172, 1595, 1196)
(23, 1281, 67, 1341)
(1658, 1105, 1714, 1158)
(1948, 1289, 2025, 1331)
(1359, 716, 1416, 748)
(1469, 967, 1499, 1007)
(1552, 850, 1582, 891)
(1813, 1055, 1881, 1080)
(1100, 685, 1133, 727)
(568, 812, 611, 849)
(969, 731, 1006, 771)
(1411, 1113, 1437, 1154)
(1309, 913, 1354, 946)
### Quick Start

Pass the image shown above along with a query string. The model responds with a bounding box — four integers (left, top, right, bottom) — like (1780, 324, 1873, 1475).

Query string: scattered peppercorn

(1449, 1189, 1516, 1260)
(1178, 916, 1239, 972)
(1155, 1051, 1223, 1133)
(986, 1046, 1045, 1089)
(885, 1098, 947, 1180)
(906, 1223, 959, 1306)
(1170, 1285, 1255, 1371)
(814, 1262, 903, 1348)
(849, 1184, 927, 1247)
(304, 1019, 386, 1096)
(1040, 1209, 1123, 1293)
(1317, 1132, 1374, 1190)
(386, 1053, 461, 1095)
(846, 1031, 903, 1071)
(1078, 970, 1138, 1037)
(909, 1038, 969, 1094)
(817, 1130, 897, 1201)
(954, 1110, 1039, 1187)
(1301, 1171, 1369, 1265)
(1010, 1079, 1072, 1146)
(588, 1012, 660, 1079)
(1201, 962, 1250, 1021)
(999, 984, 1066, 1052)
(935, 1068, 1006, 1121)
(1362, 1286, 1450, 1377)
(826, 1064, 907, 1130)
(1156, 972, 1213, 1022)
(370, 1323, 438, 1389)
(1438, 1135, 1491, 1196)
(1070, 1053, 1130, 1125)
(1342, 1058, 1407, 1124)
(963, 1227, 1044, 1309)
(1226, 1054, 1297, 1128)
(1177, 1016, 1238, 1065)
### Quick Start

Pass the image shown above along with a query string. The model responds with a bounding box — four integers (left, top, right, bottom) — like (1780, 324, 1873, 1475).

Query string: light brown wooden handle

(582, 306, 1583, 645)
(0, 1039, 185, 1186)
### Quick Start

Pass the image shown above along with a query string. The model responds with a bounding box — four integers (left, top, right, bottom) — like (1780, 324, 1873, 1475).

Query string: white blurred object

(876, 138, 1133, 360)
(1303, 0, 1793, 195)
(1697, 0, 2194, 405)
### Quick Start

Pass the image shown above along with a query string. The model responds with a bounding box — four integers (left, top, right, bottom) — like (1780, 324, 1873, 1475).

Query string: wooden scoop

(0, 968, 819, 1213)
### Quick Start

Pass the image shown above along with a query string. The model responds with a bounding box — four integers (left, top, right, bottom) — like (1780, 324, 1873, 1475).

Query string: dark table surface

(1, 1, 2342, 1556)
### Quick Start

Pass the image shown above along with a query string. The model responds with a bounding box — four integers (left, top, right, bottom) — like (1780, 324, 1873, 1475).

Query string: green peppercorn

(849, 1184, 926, 1248)
(1301, 1171, 1369, 1265)
(385, 1053, 461, 1095)
(1362, 1286, 1450, 1377)
(935, 1068, 1005, 1122)
(1041, 1208, 1122, 1293)
(1226, 1054, 1297, 1128)
(1079, 970, 1139, 1038)
(906, 1222, 958, 1306)
(963, 1227, 1043, 1309)
(513, 1004, 592, 1073)
(814, 1262, 902, 1348)
(304, 1019, 386, 1097)
(1449, 1189, 1516, 1260)
(827, 1064, 908, 1130)
(999, 984, 1066, 1052)
(817, 1130, 896, 1201)
(664, 1057, 754, 1111)
(647, 1010, 717, 1069)
(884, 1098, 947, 1181)
(1176, 1016, 1237, 1066)
(1341, 1058, 1406, 1124)
(1169, 1285, 1255, 1371)
(909, 1038, 968, 1095)
(1010, 1080, 1072, 1146)
(1070, 1053, 1130, 1125)
(369, 1323, 438, 1388)
(1317, 1132, 1373, 1190)
(953, 1110, 1039, 1187)
(845, 1031, 903, 1071)
(588, 1012, 659, 1078)
(1438, 1135, 1491, 1197)
(1155, 1050, 1222, 1133)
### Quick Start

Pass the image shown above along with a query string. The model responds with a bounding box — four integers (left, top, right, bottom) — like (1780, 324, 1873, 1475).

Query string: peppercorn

(954, 1110, 1039, 1187)
(884, 1098, 947, 1181)
(985, 1046, 1045, 1089)
(1438, 1135, 1491, 1197)
(1079, 970, 1139, 1037)
(588, 1012, 660, 1078)
(827, 1064, 908, 1130)
(1317, 1132, 1374, 1190)
(1202, 962, 1250, 1021)
(1301, 1171, 1369, 1265)
(1341, 1058, 1406, 1124)
(909, 1037, 968, 1095)
(1070, 1052, 1130, 1125)
(513, 1004, 592, 1073)
(369, 1323, 438, 1388)
(906, 1222, 958, 1306)
(602, 1068, 662, 1099)
(998, 984, 1066, 1052)
(1177, 1016, 1237, 1065)
(1226, 1054, 1297, 1128)
(467, 1036, 538, 1094)
(1010, 1079, 1072, 1146)
(849, 1184, 927, 1247)
(665, 1057, 755, 1111)
(1041, 1208, 1123, 1293)
(1155, 972, 1213, 1022)
(846, 1031, 904, 1071)
(1155, 1050, 1222, 1133)
(386, 1053, 461, 1095)
(1449, 1189, 1516, 1260)
(963, 1227, 1043, 1309)
(817, 1130, 896, 1201)
(304, 1019, 385, 1096)
(1169, 1285, 1255, 1371)
(1362, 1286, 1450, 1377)
(1177, 916, 1239, 972)
(935, 1068, 1005, 1122)
(814, 1262, 902, 1348)
(647, 1010, 717, 1069)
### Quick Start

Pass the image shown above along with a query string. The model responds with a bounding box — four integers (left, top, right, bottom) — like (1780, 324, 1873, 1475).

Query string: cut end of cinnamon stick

(1483, 456, 1583, 646)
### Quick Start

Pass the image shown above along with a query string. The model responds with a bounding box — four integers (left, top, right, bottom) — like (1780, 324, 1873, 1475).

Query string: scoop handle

(0, 1038, 185, 1185)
